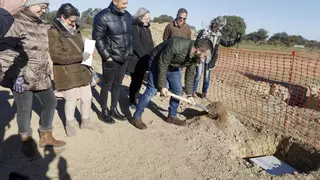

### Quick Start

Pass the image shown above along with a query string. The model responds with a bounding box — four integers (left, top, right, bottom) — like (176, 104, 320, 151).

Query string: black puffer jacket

(0, 8, 14, 38)
(127, 18, 154, 73)
(92, 2, 133, 67)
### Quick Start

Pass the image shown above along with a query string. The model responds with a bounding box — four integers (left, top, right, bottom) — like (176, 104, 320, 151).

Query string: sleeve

(92, 14, 111, 61)
(132, 25, 147, 58)
(0, 17, 28, 81)
(162, 23, 171, 41)
(185, 61, 197, 95)
(220, 38, 237, 47)
(0, 8, 14, 38)
(157, 41, 177, 89)
(196, 29, 204, 40)
(48, 29, 83, 65)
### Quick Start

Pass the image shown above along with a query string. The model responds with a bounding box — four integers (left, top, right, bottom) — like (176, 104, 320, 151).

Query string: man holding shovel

(130, 37, 213, 130)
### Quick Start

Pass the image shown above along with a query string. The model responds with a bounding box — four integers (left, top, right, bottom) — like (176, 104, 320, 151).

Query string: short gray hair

(134, 8, 150, 20)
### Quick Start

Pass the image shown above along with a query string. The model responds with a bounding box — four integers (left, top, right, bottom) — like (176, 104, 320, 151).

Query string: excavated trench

(187, 101, 320, 174)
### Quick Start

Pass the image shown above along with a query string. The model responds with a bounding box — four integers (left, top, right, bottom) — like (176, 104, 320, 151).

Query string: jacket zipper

(121, 16, 127, 52)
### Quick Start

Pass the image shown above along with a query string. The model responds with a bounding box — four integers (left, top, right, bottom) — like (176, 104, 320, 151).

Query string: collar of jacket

(109, 2, 125, 16)
(20, 9, 42, 24)
(51, 18, 83, 38)
(173, 19, 185, 28)
(133, 18, 150, 27)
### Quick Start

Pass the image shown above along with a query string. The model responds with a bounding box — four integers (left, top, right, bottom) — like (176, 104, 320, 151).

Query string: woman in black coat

(128, 8, 154, 107)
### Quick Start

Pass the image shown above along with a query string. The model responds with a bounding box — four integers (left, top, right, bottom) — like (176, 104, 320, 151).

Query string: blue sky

(50, 0, 320, 41)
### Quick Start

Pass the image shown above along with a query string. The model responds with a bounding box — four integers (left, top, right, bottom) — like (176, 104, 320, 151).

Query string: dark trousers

(12, 88, 57, 137)
(129, 60, 148, 104)
(100, 61, 127, 109)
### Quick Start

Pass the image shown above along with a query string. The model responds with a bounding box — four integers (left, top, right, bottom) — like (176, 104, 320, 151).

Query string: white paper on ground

(249, 156, 298, 176)
(81, 39, 96, 66)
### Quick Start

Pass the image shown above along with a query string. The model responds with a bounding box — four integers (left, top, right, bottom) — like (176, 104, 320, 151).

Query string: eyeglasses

(68, 19, 78, 24)
(178, 16, 186, 21)
(38, 4, 49, 13)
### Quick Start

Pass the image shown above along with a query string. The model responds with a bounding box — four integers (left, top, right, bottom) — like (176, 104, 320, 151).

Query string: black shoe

(99, 108, 116, 124)
(110, 106, 126, 120)
(21, 137, 38, 158)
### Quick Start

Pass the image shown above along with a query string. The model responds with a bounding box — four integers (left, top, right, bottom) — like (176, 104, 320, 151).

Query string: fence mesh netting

(183, 47, 320, 149)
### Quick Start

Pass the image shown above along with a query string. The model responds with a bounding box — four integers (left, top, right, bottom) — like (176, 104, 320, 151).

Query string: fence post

(284, 51, 296, 133)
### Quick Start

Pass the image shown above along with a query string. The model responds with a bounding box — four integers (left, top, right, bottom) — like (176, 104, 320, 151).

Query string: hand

(82, 52, 90, 61)
(187, 96, 196, 105)
(235, 33, 242, 43)
(0, 0, 27, 15)
(160, 88, 170, 98)
(13, 76, 24, 93)
(106, 57, 113, 62)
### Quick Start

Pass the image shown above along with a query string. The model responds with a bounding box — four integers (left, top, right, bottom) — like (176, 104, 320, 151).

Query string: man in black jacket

(130, 37, 213, 130)
(0, 0, 27, 38)
(92, 0, 133, 123)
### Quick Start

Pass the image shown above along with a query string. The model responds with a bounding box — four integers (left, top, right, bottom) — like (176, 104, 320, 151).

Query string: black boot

(110, 106, 126, 120)
(99, 108, 116, 124)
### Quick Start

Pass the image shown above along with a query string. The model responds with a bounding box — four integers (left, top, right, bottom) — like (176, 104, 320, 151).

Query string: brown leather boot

(167, 116, 186, 126)
(39, 131, 66, 148)
(130, 117, 147, 130)
(21, 136, 37, 157)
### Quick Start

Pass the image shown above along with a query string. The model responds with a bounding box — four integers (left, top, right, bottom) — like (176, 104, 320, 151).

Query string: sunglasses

(178, 16, 186, 21)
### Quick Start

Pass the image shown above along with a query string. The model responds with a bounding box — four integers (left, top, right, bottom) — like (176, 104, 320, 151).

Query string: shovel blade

(195, 103, 209, 112)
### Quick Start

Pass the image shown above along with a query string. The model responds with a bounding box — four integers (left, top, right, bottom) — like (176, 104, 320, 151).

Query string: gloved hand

(160, 88, 170, 98)
(187, 96, 196, 105)
(235, 33, 242, 43)
(82, 52, 90, 61)
(13, 76, 25, 93)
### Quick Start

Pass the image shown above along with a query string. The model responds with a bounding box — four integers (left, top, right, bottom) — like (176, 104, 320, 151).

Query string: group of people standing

(0, 0, 241, 156)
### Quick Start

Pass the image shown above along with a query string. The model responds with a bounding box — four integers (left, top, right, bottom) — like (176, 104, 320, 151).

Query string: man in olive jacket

(131, 37, 213, 130)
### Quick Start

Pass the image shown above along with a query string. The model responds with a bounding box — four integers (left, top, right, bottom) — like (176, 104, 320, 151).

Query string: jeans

(134, 60, 182, 119)
(12, 88, 57, 138)
(100, 61, 127, 109)
(166, 68, 181, 89)
(193, 62, 211, 94)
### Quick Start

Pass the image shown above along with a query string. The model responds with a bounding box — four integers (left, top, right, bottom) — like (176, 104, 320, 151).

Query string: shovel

(168, 93, 220, 119)
(169, 93, 209, 112)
